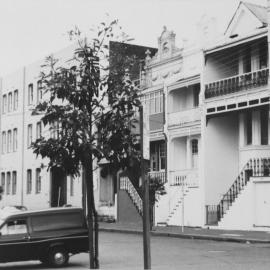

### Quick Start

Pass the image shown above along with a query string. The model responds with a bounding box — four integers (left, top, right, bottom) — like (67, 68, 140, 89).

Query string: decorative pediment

(225, 2, 266, 38)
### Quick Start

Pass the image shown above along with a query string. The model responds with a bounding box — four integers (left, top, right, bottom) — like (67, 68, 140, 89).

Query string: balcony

(168, 107, 201, 127)
(205, 68, 269, 99)
(170, 169, 198, 187)
(149, 171, 166, 184)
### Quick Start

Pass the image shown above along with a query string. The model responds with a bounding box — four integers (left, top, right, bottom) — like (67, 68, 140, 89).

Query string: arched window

(191, 139, 198, 168)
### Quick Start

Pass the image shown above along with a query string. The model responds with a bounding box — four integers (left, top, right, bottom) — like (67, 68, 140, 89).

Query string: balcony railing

(149, 171, 166, 184)
(205, 68, 269, 99)
(168, 107, 201, 127)
(170, 169, 198, 187)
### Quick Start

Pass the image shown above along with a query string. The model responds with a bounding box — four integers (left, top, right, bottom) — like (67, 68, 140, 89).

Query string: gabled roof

(244, 2, 267, 25)
(225, 1, 267, 36)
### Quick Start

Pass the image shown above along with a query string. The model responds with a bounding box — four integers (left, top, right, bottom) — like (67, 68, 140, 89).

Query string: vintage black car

(0, 207, 89, 267)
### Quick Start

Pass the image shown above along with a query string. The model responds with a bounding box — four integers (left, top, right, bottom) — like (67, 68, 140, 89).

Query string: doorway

(50, 167, 67, 207)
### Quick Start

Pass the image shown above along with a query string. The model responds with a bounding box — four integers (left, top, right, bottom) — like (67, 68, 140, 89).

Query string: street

(0, 231, 270, 269)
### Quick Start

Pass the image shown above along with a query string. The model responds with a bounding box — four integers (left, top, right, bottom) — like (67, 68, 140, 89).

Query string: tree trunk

(85, 165, 95, 269)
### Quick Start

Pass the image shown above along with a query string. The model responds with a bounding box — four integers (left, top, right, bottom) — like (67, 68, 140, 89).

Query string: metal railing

(149, 171, 166, 184)
(205, 68, 269, 99)
(120, 176, 142, 214)
(170, 169, 198, 187)
(206, 157, 270, 225)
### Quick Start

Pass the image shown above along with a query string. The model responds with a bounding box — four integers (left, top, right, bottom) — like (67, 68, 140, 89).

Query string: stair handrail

(217, 157, 270, 220)
(120, 176, 143, 214)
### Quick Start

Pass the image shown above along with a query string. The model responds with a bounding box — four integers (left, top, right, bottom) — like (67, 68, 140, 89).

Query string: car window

(0, 219, 27, 235)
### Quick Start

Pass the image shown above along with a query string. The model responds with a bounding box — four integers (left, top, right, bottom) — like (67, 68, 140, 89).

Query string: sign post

(139, 105, 151, 270)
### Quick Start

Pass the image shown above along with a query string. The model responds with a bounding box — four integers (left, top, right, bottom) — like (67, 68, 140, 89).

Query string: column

(252, 110, 261, 145)
(239, 112, 245, 147)
(186, 137, 191, 169)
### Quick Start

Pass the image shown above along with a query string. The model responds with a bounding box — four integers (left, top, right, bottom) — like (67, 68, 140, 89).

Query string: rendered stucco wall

(205, 114, 239, 205)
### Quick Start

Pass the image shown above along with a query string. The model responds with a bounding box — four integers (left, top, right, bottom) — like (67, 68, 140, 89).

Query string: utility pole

(140, 105, 151, 270)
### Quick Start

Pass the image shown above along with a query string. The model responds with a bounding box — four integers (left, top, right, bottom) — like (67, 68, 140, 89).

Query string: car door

(0, 217, 30, 262)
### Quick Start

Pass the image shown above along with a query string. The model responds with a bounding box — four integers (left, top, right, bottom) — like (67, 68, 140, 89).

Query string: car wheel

(48, 247, 69, 267)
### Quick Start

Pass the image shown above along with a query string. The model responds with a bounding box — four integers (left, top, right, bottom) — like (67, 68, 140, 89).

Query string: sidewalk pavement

(99, 222, 270, 244)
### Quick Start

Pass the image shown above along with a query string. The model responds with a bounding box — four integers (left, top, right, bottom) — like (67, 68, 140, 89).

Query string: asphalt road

(1, 231, 270, 269)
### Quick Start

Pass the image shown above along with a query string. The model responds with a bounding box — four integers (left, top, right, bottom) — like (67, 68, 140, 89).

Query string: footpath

(99, 222, 270, 244)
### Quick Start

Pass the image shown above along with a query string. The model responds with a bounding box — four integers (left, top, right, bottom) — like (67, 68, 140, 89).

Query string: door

(51, 167, 67, 207)
(0, 218, 30, 262)
(254, 182, 270, 227)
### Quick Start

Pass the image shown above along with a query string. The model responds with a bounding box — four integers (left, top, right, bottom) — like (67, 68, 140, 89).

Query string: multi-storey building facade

(203, 1, 270, 230)
(0, 44, 87, 210)
(119, 1, 270, 231)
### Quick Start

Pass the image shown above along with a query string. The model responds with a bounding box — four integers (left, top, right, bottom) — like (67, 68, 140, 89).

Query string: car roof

(3, 207, 83, 219)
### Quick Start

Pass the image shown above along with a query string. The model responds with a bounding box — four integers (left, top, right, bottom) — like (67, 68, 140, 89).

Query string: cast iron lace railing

(206, 158, 270, 225)
(205, 68, 269, 99)
(120, 176, 143, 215)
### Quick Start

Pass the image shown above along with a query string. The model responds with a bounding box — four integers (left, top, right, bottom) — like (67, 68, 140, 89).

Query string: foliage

(149, 176, 166, 207)
(31, 20, 141, 177)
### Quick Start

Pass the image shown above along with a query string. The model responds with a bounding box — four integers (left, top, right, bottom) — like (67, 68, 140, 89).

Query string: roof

(243, 2, 267, 25)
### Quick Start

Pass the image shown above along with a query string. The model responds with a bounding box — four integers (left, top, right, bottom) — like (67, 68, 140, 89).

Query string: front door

(254, 182, 270, 227)
(51, 168, 67, 207)
(0, 218, 30, 262)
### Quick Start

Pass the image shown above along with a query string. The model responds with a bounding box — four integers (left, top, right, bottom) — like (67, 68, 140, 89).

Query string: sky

(0, 0, 267, 77)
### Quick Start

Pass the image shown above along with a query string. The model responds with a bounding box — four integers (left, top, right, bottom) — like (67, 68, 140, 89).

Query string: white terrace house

(139, 27, 204, 227)
(203, 1, 270, 230)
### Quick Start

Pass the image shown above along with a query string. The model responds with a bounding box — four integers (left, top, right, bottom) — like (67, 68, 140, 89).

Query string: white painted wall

(171, 137, 186, 170)
(218, 177, 270, 231)
(205, 114, 239, 204)
(167, 186, 202, 227)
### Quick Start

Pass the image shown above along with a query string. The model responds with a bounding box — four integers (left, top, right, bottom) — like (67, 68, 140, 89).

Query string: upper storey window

(28, 84, 33, 105)
(37, 80, 42, 103)
(141, 90, 164, 115)
(14, 90, 18, 111)
(2, 95, 7, 114)
(8, 92, 12, 112)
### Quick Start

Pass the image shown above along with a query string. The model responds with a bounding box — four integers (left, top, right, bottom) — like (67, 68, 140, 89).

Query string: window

(142, 90, 164, 115)
(28, 84, 33, 105)
(6, 172, 11, 195)
(193, 85, 200, 107)
(0, 219, 27, 235)
(261, 109, 269, 145)
(192, 139, 198, 154)
(12, 171, 17, 195)
(150, 140, 166, 171)
(36, 122, 42, 139)
(8, 92, 12, 112)
(245, 111, 252, 145)
(51, 121, 59, 139)
(26, 169, 32, 194)
(13, 128, 18, 152)
(13, 90, 18, 110)
(37, 80, 42, 103)
(7, 130, 12, 153)
(36, 168, 41, 194)
(191, 139, 198, 168)
(27, 124, 33, 147)
(2, 131, 6, 154)
(243, 46, 251, 73)
(70, 176, 74, 196)
(259, 42, 267, 69)
(2, 95, 7, 114)
(1, 172, 5, 193)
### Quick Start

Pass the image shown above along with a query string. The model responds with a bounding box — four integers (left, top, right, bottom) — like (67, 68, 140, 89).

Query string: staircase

(119, 176, 143, 216)
(165, 185, 189, 224)
(206, 158, 270, 225)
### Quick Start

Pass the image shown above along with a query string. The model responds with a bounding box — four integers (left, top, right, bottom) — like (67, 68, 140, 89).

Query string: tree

(32, 20, 141, 269)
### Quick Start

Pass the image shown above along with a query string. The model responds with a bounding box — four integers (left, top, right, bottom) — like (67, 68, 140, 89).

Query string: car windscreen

(31, 212, 84, 232)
